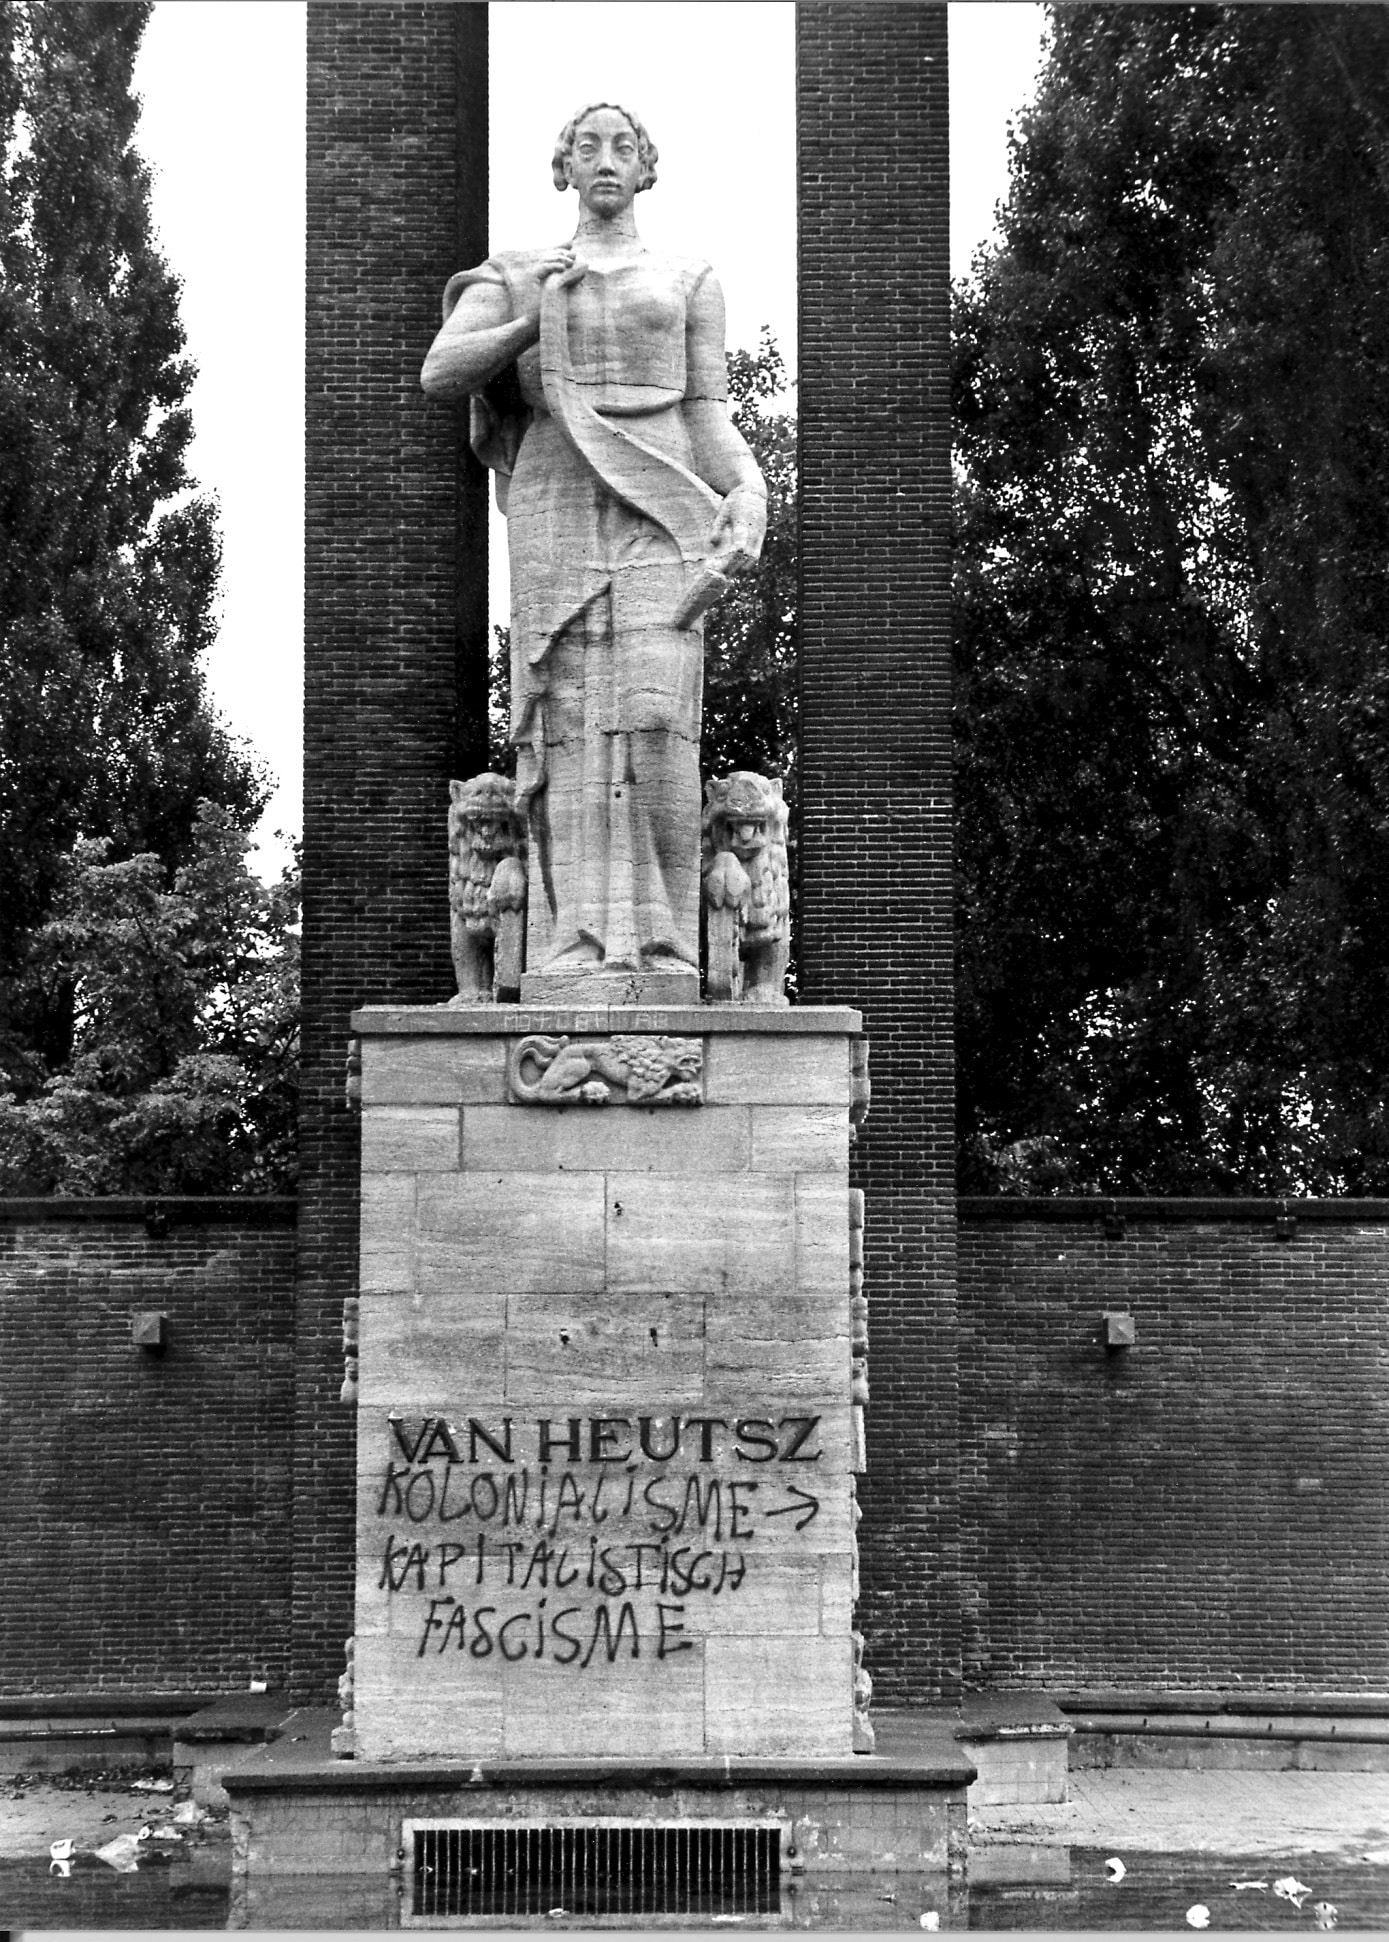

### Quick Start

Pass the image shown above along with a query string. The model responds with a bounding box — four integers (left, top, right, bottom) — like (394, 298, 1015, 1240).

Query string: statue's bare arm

(420, 250, 578, 398)
(683, 271, 768, 569)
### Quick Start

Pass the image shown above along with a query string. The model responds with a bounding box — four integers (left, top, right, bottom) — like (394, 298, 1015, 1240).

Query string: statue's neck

(571, 207, 642, 259)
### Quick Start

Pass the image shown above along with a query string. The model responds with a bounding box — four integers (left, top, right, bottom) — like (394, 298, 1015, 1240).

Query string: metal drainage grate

(406, 1818, 785, 1921)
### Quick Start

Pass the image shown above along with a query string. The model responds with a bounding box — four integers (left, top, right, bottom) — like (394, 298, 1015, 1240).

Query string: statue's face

(729, 814, 767, 858)
(566, 107, 642, 214)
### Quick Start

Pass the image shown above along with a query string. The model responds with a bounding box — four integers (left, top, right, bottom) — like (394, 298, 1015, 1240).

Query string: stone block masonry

(796, 2, 957, 1704)
(347, 1007, 865, 1761)
(0, 1200, 296, 1696)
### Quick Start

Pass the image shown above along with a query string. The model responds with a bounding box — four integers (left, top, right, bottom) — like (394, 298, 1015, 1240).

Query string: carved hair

(552, 103, 658, 193)
(701, 770, 787, 848)
(451, 772, 519, 819)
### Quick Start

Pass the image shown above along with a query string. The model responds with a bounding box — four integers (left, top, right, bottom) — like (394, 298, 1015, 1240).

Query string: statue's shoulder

(648, 249, 717, 295)
(441, 250, 553, 318)
(488, 247, 558, 275)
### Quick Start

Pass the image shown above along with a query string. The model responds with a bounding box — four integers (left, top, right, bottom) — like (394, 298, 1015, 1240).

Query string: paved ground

(972, 1767, 1389, 1858)
(0, 1769, 222, 1860)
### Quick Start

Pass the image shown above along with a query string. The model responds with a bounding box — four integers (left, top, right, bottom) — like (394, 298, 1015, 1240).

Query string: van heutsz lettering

(386, 1413, 823, 1467)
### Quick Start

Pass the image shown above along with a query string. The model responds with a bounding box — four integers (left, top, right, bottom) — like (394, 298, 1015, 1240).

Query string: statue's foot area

(519, 963, 700, 1006)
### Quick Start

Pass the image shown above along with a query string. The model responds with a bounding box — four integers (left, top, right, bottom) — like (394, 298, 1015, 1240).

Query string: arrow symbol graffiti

(764, 1484, 820, 1530)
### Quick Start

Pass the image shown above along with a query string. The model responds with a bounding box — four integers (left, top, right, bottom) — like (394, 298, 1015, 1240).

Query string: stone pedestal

(345, 1003, 866, 1764)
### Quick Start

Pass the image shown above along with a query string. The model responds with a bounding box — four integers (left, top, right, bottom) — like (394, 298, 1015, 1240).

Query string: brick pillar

(797, 3, 959, 1702)
(298, 1, 487, 1700)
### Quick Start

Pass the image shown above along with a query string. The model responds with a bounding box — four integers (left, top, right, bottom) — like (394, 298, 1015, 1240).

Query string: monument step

(223, 1707, 975, 1884)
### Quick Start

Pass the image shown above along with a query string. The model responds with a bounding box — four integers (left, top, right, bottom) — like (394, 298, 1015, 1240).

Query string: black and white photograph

(2, 1, 1388, 1936)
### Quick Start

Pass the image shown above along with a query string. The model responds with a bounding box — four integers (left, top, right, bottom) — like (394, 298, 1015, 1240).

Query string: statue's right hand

(538, 247, 587, 287)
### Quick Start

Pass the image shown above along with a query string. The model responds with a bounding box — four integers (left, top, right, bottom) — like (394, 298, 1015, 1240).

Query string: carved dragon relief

(506, 1033, 704, 1106)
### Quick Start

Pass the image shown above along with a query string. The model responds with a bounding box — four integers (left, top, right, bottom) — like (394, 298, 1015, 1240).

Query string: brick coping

(351, 1005, 864, 1037)
(960, 1196, 1389, 1223)
(0, 1197, 296, 1224)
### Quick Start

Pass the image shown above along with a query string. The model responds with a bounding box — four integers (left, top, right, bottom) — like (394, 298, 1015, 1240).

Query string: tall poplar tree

(955, 4, 1389, 1194)
(0, 1, 261, 1087)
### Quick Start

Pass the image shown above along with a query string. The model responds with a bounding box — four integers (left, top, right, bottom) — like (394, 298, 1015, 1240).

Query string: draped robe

(443, 248, 732, 976)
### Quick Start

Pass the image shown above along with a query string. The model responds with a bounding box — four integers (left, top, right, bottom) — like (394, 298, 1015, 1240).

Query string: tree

(0, 1, 262, 1092)
(0, 801, 299, 1195)
(701, 329, 799, 805)
(954, 4, 1389, 1194)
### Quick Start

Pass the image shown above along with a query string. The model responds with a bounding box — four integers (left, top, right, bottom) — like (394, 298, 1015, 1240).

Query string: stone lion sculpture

(700, 771, 790, 1006)
(447, 773, 528, 1004)
(507, 1033, 703, 1106)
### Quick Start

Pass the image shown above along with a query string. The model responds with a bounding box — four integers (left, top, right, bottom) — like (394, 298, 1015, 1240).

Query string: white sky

(132, 1, 1048, 879)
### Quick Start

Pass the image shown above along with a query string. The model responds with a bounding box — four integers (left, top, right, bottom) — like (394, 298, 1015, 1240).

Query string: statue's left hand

(710, 483, 768, 574)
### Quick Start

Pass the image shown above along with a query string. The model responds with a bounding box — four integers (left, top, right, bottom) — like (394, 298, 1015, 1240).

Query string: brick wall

(0, 1202, 296, 1696)
(300, 4, 487, 1702)
(796, 3, 958, 1703)
(959, 1201, 1389, 1693)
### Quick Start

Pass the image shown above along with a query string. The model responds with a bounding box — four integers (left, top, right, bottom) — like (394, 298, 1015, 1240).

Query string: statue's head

(449, 774, 527, 862)
(552, 102, 658, 195)
(702, 772, 786, 864)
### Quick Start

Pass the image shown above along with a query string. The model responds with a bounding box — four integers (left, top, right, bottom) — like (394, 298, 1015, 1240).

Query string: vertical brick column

(298, 2, 487, 1700)
(796, 3, 958, 1702)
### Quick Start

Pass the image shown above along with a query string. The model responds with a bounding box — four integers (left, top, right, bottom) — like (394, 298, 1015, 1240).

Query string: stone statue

(422, 103, 767, 1001)
(701, 771, 791, 1005)
(447, 773, 528, 1004)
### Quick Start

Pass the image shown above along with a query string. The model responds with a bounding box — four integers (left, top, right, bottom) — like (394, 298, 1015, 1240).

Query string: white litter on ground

(93, 1832, 146, 1872)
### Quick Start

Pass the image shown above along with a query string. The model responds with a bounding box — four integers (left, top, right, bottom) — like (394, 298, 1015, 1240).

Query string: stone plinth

(346, 1003, 865, 1764)
(222, 1706, 974, 1909)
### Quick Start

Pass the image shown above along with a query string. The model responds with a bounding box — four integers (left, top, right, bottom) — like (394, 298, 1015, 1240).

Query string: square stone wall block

(604, 1173, 797, 1297)
(795, 1175, 853, 1297)
(704, 1035, 851, 1107)
(416, 1172, 606, 1297)
(359, 1105, 460, 1172)
(360, 1036, 508, 1106)
(354, 1633, 505, 1763)
(356, 1289, 505, 1406)
(500, 1645, 707, 1758)
(462, 1102, 755, 1175)
(359, 1174, 416, 1295)
(750, 1103, 849, 1175)
(501, 1287, 707, 1408)
(704, 1634, 853, 1756)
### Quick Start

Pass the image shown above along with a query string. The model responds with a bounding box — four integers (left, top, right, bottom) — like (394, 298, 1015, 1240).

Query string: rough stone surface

(351, 1016, 862, 1759)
